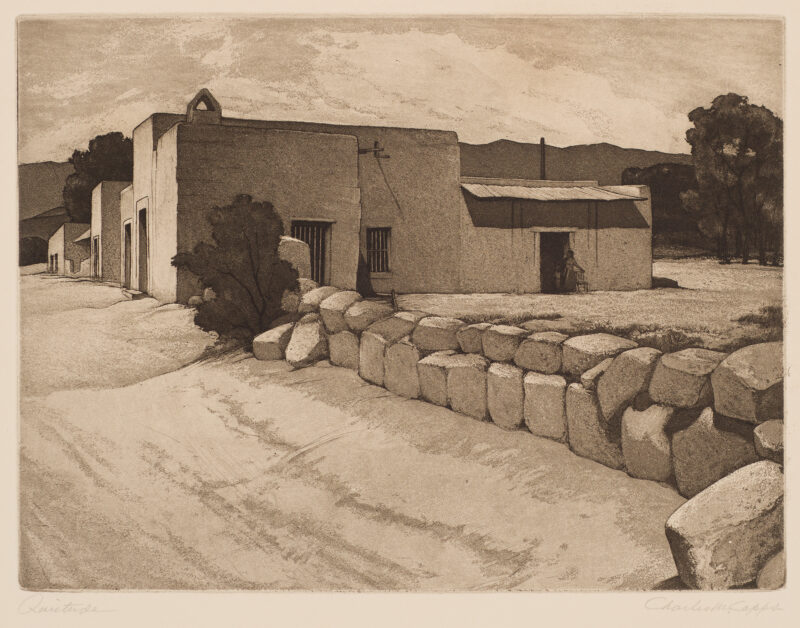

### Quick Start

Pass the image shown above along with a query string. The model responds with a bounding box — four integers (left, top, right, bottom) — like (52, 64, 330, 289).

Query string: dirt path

(19, 274, 685, 590)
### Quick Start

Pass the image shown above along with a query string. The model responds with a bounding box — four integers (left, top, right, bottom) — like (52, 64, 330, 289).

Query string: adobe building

(90, 180, 131, 282)
(128, 89, 651, 303)
(47, 222, 90, 275)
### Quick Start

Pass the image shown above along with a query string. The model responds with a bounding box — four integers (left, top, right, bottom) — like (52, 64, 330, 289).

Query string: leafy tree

(63, 132, 133, 223)
(685, 94, 782, 264)
(172, 195, 299, 340)
(622, 163, 712, 252)
(19, 237, 48, 266)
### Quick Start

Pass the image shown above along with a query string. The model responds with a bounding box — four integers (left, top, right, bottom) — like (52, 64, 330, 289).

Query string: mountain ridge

(18, 161, 75, 221)
(459, 139, 693, 186)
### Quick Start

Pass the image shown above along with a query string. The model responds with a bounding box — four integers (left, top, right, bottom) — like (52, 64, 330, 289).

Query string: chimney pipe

(540, 137, 546, 180)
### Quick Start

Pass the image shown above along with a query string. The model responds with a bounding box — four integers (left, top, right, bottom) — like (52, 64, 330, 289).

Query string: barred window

(367, 227, 391, 273)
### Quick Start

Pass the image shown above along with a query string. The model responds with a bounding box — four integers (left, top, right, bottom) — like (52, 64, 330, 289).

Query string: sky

(17, 16, 784, 163)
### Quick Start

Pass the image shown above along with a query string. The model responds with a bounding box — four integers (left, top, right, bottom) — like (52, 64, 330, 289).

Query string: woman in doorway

(559, 250, 584, 292)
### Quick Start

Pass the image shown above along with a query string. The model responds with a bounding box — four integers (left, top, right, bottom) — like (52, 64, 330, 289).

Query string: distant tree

(62, 132, 133, 223)
(19, 237, 48, 266)
(685, 94, 783, 265)
(621, 163, 709, 248)
(679, 188, 732, 260)
(171, 195, 299, 340)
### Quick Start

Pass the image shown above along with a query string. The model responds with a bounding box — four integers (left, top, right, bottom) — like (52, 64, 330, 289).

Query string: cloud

(16, 17, 783, 162)
(289, 29, 687, 150)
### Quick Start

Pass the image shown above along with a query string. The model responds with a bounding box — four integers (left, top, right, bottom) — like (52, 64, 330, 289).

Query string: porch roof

(461, 183, 647, 202)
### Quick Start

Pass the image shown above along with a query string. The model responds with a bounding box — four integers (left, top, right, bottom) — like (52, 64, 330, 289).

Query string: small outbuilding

(47, 223, 90, 275)
(459, 177, 652, 292)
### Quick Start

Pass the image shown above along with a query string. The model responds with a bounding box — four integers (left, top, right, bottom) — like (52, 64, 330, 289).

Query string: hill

(20, 206, 69, 242)
(459, 140, 693, 185)
(18, 161, 74, 221)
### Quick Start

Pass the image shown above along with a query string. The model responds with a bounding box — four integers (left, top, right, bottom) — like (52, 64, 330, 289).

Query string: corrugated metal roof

(74, 229, 91, 242)
(461, 183, 646, 202)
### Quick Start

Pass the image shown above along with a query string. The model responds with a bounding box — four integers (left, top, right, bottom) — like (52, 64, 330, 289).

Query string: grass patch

(422, 303, 782, 353)
(459, 312, 563, 326)
(735, 305, 783, 329)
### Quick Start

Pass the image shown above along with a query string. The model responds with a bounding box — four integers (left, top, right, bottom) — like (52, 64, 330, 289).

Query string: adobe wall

(47, 226, 64, 272)
(49, 223, 90, 274)
(90, 185, 102, 275)
(171, 122, 362, 303)
(348, 127, 463, 295)
(148, 124, 180, 303)
(91, 181, 129, 283)
(188, 118, 466, 294)
(63, 223, 91, 273)
(130, 117, 155, 294)
(119, 185, 134, 288)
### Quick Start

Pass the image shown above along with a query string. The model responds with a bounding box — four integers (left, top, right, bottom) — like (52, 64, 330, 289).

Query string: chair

(575, 269, 589, 293)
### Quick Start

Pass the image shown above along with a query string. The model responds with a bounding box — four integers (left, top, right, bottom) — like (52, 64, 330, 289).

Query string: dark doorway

(540, 232, 570, 293)
(291, 221, 330, 285)
(92, 236, 100, 278)
(123, 222, 132, 289)
(138, 209, 149, 293)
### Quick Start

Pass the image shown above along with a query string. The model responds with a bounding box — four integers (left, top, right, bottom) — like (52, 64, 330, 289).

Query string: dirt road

(19, 274, 685, 590)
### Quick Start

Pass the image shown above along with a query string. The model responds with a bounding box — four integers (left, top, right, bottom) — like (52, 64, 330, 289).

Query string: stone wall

(249, 289, 785, 590)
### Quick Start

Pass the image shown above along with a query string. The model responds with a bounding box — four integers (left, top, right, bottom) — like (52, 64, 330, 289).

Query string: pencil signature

(645, 597, 783, 615)
(18, 593, 116, 615)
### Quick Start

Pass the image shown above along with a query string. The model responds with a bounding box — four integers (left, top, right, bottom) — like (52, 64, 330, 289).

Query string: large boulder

(319, 291, 362, 333)
(753, 420, 783, 464)
(457, 322, 492, 354)
(514, 331, 568, 374)
(580, 358, 613, 391)
(285, 314, 328, 368)
(418, 351, 457, 406)
(358, 332, 389, 386)
(297, 278, 318, 295)
(298, 286, 340, 314)
(278, 235, 311, 278)
(482, 325, 529, 362)
(328, 330, 360, 371)
(394, 310, 429, 326)
(671, 407, 759, 498)
(367, 312, 421, 344)
(523, 372, 567, 442)
(757, 550, 786, 590)
(649, 348, 726, 408)
(565, 384, 624, 470)
(620, 405, 673, 482)
(357, 314, 421, 386)
(711, 342, 783, 423)
(345, 300, 395, 333)
(665, 461, 784, 590)
(597, 347, 662, 421)
(411, 317, 464, 352)
(252, 322, 294, 361)
(384, 337, 422, 399)
(520, 318, 582, 335)
(487, 363, 524, 430)
(561, 334, 637, 377)
(446, 354, 490, 420)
